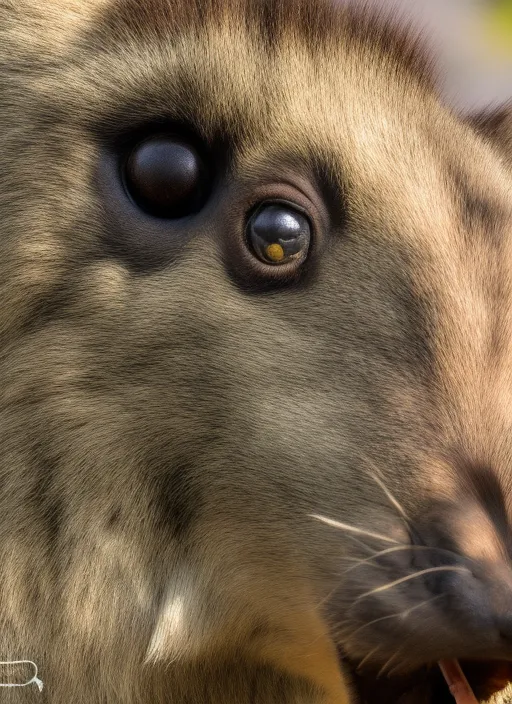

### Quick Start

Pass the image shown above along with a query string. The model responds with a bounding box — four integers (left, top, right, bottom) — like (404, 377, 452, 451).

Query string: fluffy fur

(1, 1, 512, 702)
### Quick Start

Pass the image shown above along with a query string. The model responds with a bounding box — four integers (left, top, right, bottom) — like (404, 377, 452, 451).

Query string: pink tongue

(439, 660, 479, 704)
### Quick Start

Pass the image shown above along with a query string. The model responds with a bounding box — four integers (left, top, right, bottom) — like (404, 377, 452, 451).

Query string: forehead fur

(94, 0, 434, 79)
(2, 0, 436, 135)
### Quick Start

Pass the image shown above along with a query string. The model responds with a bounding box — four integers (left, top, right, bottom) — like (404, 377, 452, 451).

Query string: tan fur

(1, 1, 512, 702)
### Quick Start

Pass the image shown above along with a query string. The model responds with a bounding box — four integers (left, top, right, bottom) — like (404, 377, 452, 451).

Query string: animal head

(1, 1, 512, 702)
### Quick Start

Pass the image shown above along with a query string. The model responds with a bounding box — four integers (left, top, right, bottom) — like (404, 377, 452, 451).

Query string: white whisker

(309, 514, 402, 545)
(343, 593, 443, 641)
(362, 454, 410, 523)
(341, 556, 388, 571)
(356, 646, 380, 672)
(356, 565, 470, 601)
(370, 472, 410, 521)
(314, 581, 343, 611)
(342, 545, 413, 573)
(341, 544, 456, 574)
(377, 649, 402, 679)
(345, 534, 380, 555)
(344, 612, 401, 641)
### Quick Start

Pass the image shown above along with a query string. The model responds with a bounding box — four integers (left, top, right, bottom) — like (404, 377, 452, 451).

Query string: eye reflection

(247, 203, 311, 265)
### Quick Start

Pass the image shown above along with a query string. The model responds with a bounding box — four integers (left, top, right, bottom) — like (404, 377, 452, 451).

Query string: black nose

(439, 562, 512, 655)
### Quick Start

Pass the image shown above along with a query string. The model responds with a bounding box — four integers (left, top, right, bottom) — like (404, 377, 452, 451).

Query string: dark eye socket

(124, 134, 209, 218)
(247, 202, 312, 265)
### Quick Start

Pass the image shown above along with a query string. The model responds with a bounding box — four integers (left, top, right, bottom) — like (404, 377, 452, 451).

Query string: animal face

(1, 1, 512, 702)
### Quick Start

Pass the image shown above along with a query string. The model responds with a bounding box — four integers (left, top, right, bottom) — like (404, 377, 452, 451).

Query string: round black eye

(124, 134, 208, 218)
(247, 203, 311, 265)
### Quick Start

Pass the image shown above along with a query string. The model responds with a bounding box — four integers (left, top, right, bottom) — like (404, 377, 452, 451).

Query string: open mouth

(343, 657, 512, 703)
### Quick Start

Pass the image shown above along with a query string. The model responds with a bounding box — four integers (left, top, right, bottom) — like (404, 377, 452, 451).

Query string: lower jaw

(342, 657, 512, 703)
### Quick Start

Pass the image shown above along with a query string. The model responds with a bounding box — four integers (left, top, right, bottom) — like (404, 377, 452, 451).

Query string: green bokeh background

(487, 0, 512, 49)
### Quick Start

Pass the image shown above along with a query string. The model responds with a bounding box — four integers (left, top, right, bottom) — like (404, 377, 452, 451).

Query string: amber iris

(247, 203, 311, 265)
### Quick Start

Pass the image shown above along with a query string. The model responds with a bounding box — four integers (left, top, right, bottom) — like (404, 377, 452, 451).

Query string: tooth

(439, 659, 479, 704)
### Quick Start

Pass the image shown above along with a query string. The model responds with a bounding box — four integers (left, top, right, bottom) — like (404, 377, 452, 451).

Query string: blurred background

(363, 0, 512, 112)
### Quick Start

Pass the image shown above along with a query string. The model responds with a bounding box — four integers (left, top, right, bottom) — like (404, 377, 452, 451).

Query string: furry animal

(1, 0, 512, 702)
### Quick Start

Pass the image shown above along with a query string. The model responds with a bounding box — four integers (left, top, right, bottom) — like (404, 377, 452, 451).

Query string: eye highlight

(124, 134, 208, 218)
(247, 202, 311, 266)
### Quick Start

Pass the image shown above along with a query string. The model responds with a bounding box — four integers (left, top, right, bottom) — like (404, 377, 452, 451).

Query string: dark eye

(247, 202, 311, 265)
(124, 134, 208, 218)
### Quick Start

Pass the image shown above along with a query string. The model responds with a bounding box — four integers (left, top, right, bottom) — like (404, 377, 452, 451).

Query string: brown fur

(470, 104, 512, 171)
(1, 1, 512, 702)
